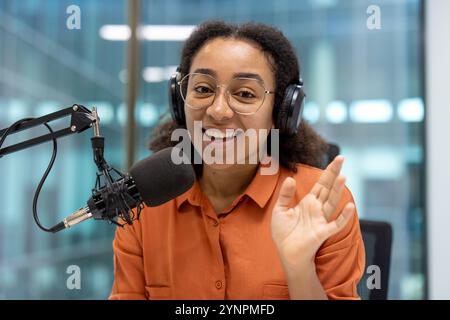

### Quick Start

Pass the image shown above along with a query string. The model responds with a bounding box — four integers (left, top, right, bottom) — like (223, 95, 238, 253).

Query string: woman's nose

(205, 87, 234, 121)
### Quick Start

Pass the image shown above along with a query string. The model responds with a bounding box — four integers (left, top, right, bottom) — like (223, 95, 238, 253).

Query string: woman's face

(184, 37, 276, 170)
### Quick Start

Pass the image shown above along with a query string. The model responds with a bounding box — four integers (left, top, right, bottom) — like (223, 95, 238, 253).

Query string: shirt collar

(175, 159, 280, 210)
(175, 178, 202, 210)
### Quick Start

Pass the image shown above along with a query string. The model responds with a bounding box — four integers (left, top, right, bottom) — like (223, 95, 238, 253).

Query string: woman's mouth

(202, 128, 243, 143)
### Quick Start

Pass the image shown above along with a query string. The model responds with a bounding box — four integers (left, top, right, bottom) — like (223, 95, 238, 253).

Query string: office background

(0, 0, 430, 299)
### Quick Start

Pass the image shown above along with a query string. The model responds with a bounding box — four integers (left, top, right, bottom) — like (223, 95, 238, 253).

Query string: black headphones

(168, 68, 305, 136)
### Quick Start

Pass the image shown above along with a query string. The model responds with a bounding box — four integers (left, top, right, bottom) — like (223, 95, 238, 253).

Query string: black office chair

(325, 143, 393, 300)
(324, 142, 340, 169)
(357, 219, 392, 300)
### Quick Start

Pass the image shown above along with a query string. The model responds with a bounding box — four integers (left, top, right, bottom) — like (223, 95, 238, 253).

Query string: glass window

(0, 0, 126, 299)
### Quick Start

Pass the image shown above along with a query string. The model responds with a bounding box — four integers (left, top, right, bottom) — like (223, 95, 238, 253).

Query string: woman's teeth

(204, 128, 241, 140)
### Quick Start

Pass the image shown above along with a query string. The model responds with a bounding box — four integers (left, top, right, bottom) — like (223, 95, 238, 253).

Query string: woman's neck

(199, 163, 259, 207)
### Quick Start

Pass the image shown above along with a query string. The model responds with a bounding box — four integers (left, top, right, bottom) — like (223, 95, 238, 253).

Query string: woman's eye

(194, 86, 213, 94)
(235, 90, 256, 99)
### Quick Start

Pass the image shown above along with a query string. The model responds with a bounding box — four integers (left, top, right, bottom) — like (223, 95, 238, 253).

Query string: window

(0, 0, 126, 299)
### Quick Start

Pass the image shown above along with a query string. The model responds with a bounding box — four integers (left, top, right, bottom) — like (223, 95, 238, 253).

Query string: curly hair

(149, 20, 328, 172)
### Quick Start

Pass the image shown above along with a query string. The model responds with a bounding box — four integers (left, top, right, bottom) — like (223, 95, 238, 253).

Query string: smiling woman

(109, 20, 365, 300)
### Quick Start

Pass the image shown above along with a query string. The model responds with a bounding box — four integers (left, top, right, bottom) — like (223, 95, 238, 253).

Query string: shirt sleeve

(109, 219, 147, 300)
(315, 186, 366, 300)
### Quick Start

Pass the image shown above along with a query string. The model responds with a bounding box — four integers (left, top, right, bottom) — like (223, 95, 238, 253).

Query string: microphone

(49, 147, 195, 233)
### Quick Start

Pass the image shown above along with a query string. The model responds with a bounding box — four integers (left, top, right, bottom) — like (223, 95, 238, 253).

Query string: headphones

(169, 68, 305, 136)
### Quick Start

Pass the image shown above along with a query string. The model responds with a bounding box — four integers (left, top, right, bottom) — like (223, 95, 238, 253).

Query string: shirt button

(215, 280, 223, 289)
(212, 220, 219, 227)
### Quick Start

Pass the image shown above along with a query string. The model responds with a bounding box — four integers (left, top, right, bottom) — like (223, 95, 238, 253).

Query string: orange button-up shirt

(109, 163, 365, 300)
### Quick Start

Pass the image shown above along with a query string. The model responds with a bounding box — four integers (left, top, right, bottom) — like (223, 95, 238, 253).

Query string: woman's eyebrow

(233, 72, 264, 82)
(192, 69, 265, 83)
(193, 68, 217, 77)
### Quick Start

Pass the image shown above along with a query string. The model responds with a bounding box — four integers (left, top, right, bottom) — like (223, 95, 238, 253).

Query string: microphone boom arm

(0, 104, 96, 158)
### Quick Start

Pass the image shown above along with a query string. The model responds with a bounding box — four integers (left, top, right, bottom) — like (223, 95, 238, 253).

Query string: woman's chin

(202, 154, 260, 171)
(203, 162, 239, 171)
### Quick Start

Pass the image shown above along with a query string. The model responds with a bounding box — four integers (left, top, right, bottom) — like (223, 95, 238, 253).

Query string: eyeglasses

(178, 72, 275, 115)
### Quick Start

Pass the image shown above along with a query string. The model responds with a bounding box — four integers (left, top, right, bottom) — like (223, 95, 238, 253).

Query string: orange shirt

(109, 163, 365, 300)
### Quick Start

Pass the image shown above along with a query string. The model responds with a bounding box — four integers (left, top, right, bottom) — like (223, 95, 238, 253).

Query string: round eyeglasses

(178, 72, 275, 115)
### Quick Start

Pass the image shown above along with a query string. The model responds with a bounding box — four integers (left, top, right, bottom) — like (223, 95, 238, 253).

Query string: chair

(325, 143, 393, 300)
(357, 220, 392, 300)
(324, 142, 340, 168)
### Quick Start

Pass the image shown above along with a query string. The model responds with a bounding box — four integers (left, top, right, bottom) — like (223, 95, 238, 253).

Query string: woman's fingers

(322, 175, 346, 220)
(310, 156, 345, 203)
(324, 202, 354, 238)
(273, 177, 297, 214)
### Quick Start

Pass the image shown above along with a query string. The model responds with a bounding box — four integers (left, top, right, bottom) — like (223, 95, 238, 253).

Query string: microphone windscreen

(129, 147, 195, 207)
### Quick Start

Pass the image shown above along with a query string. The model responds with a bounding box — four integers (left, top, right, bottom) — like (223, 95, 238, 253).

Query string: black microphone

(49, 147, 195, 233)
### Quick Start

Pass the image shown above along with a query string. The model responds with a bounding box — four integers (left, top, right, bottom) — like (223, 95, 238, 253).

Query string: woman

(109, 20, 365, 300)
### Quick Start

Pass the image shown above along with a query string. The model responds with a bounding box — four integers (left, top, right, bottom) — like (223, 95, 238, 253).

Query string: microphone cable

(0, 118, 58, 232)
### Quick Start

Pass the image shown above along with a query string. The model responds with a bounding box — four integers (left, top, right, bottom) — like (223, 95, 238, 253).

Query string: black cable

(32, 122, 58, 232)
(0, 117, 58, 233)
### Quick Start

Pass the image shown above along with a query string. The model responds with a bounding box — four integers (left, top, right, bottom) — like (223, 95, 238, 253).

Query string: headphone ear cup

(277, 84, 295, 134)
(168, 73, 186, 125)
(277, 84, 305, 136)
(286, 84, 305, 136)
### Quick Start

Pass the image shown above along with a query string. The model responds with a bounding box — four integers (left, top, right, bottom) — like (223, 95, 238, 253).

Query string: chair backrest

(323, 143, 341, 169)
(324, 143, 393, 299)
(357, 219, 393, 300)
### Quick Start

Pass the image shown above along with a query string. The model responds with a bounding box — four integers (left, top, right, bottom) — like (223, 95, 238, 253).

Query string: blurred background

(0, 0, 434, 299)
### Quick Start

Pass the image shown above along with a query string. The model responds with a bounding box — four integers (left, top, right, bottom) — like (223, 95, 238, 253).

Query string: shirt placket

(200, 196, 227, 299)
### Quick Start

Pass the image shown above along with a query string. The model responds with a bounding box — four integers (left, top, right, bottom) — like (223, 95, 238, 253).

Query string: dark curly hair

(149, 20, 328, 173)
